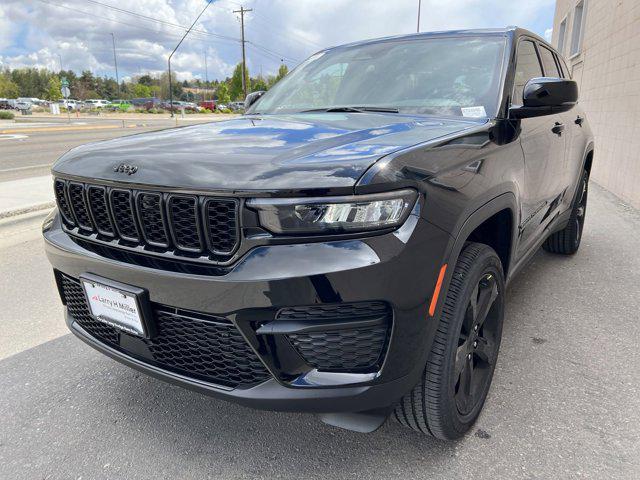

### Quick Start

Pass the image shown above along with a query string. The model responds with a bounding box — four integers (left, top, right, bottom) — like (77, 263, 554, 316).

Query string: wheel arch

(583, 145, 594, 174)
(430, 193, 519, 321)
(448, 193, 518, 274)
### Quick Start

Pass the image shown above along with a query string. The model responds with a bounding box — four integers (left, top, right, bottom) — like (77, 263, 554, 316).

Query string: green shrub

(202, 108, 212, 114)
(0, 111, 15, 120)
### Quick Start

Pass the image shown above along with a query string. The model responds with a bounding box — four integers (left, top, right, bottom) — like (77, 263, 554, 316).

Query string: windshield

(249, 36, 506, 118)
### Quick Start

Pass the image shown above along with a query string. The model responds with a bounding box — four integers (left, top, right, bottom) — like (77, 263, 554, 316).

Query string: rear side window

(557, 55, 571, 79)
(539, 46, 561, 77)
(513, 40, 543, 105)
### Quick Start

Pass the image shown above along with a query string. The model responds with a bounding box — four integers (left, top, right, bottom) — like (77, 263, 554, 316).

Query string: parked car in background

(216, 103, 228, 111)
(130, 97, 162, 111)
(17, 97, 42, 106)
(0, 98, 13, 110)
(161, 100, 199, 112)
(228, 101, 245, 112)
(108, 100, 132, 112)
(59, 99, 80, 111)
(15, 100, 32, 111)
(85, 99, 110, 109)
(199, 100, 216, 111)
(44, 27, 594, 442)
(186, 102, 203, 112)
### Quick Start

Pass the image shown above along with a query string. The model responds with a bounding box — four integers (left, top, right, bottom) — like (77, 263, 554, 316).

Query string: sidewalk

(0, 175, 54, 219)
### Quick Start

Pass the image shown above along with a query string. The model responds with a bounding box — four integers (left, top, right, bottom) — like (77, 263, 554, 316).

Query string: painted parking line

(0, 134, 29, 141)
(0, 124, 121, 134)
(0, 163, 51, 173)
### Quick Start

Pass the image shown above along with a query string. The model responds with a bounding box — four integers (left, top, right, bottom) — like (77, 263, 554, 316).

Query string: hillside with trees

(0, 62, 289, 102)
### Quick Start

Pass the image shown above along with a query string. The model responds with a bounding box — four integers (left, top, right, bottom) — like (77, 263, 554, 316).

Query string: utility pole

(204, 48, 209, 101)
(58, 53, 63, 72)
(110, 33, 120, 96)
(233, 6, 252, 99)
(417, 0, 422, 33)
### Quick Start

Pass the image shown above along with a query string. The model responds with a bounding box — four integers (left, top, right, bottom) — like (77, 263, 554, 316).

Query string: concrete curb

(0, 201, 56, 220)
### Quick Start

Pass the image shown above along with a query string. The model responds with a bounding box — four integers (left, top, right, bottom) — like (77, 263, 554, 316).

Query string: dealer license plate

(81, 275, 146, 336)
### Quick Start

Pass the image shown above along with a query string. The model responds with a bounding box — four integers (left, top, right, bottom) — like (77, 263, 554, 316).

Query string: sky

(0, 0, 556, 82)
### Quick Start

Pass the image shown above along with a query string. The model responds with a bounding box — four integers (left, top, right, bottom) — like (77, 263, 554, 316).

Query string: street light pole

(110, 33, 120, 96)
(168, 0, 213, 117)
(417, 0, 422, 33)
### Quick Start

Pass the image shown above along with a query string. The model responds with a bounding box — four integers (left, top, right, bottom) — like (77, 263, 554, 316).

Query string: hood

(53, 113, 479, 193)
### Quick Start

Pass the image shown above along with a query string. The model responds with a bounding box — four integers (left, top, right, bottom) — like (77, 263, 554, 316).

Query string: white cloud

(545, 28, 553, 42)
(0, 0, 555, 81)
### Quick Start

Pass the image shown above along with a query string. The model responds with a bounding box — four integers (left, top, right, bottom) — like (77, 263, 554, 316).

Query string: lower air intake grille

(60, 274, 270, 388)
(277, 302, 391, 373)
(288, 327, 389, 371)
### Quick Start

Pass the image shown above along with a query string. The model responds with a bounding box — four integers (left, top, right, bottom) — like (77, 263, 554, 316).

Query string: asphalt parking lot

(0, 178, 638, 479)
(0, 115, 233, 182)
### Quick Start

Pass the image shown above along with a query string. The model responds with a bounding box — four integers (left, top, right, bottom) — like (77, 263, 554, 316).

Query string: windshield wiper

(301, 106, 399, 114)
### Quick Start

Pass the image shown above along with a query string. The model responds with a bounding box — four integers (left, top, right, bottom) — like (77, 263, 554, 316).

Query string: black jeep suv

(44, 27, 593, 440)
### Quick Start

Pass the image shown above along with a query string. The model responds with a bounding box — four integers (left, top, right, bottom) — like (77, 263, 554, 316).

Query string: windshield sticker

(461, 106, 487, 118)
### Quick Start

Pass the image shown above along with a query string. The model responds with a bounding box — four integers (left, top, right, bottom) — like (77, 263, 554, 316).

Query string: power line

(168, 0, 214, 117)
(36, 0, 233, 46)
(249, 10, 324, 50)
(247, 42, 299, 64)
(81, 0, 239, 43)
(80, 0, 309, 61)
(36, 0, 301, 79)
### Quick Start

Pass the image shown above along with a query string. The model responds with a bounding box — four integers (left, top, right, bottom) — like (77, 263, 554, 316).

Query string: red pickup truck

(199, 100, 216, 111)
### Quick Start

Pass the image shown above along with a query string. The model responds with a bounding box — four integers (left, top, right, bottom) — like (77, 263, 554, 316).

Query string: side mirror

(245, 91, 266, 110)
(510, 77, 578, 119)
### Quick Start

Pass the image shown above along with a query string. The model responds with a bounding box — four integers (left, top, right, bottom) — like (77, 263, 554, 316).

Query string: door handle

(575, 116, 584, 126)
(552, 122, 565, 135)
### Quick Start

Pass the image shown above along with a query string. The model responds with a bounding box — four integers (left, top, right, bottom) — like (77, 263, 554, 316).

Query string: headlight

(247, 189, 417, 234)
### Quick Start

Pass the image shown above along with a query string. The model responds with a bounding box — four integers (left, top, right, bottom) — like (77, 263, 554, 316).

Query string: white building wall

(552, 0, 640, 208)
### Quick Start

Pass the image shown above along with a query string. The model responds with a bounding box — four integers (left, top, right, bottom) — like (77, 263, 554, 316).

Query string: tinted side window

(557, 55, 571, 79)
(513, 40, 543, 105)
(539, 46, 561, 77)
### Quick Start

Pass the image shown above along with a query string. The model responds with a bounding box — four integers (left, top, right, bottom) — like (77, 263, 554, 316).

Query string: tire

(543, 169, 589, 255)
(394, 243, 505, 440)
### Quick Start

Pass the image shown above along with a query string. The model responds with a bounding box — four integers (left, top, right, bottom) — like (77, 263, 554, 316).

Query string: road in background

(0, 115, 235, 182)
(0, 184, 638, 479)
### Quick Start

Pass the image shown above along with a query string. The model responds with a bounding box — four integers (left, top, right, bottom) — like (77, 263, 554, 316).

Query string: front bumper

(44, 210, 452, 413)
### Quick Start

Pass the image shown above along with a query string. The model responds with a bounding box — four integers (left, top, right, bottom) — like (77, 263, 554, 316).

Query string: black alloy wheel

(395, 243, 505, 440)
(454, 272, 501, 417)
(543, 169, 589, 255)
(573, 174, 588, 248)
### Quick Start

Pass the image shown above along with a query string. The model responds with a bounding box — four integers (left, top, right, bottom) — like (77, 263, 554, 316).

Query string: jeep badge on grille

(113, 163, 138, 175)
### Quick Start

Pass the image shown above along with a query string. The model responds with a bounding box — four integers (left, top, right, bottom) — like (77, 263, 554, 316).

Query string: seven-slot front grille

(53, 178, 240, 261)
(60, 274, 271, 388)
